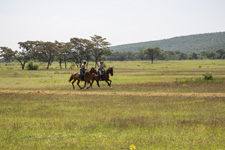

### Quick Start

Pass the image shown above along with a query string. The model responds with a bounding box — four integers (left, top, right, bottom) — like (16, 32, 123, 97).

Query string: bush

(203, 72, 213, 80)
(26, 61, 39, 70)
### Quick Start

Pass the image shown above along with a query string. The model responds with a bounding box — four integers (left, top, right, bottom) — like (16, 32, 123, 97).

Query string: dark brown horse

(68, 67, 97, 89)
(90, 67, 113, 88)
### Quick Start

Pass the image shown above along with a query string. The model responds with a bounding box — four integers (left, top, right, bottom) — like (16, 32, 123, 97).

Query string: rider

(80, 61, 87, 81)
(98, 61, 104, 80)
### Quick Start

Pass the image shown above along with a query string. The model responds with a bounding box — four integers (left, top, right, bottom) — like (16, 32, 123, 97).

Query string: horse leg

(72, 79, 76, 90)
(81, 81, 87, 89)
(90, 80, 93, 89)
(86, 81, 91, 89)
(89, 80, 94, 88)
(108, 79, 112, 87)
(97, 80, 101, 88)
(77, 80, 82, 89)
(105, 79, 112, 88)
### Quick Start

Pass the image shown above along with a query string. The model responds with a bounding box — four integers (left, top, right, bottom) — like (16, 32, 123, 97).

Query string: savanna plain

(0, 60, 225, 150)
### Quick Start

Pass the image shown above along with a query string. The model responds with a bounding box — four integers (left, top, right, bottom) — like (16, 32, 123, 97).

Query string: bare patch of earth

(0, 90, 225, 98)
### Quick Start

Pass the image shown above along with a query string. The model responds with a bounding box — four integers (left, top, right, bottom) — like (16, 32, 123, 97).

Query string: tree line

(107, 48, 225, 62)
(0, 35, 111, 69)
(1, 35, 225, 68)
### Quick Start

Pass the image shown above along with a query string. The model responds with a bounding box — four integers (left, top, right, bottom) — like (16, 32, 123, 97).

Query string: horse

(89, 67, 113, 88)
(68, 67, 97, 89)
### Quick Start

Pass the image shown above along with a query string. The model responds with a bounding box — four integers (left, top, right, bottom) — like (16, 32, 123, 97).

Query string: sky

(0, 0, 225, 50)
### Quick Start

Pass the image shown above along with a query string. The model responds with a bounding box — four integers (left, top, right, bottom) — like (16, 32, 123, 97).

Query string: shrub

(203, 72, 213, 80)
(26, 61, 39, 70)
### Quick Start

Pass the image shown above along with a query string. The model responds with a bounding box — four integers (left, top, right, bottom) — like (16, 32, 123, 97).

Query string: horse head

(108, 67, 113, 76)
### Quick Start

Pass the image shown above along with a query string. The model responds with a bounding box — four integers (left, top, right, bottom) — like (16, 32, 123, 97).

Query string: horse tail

(68, 74, 74, 83)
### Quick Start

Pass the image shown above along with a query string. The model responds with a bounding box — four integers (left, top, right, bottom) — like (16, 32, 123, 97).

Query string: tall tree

(0, 47, 15, 62)
(16, 41, 37, 69)
(55, 41, 72, 69)
(79, 39, 94, 68)
(14, 50, 30, 70)
(70, 38, 87, 68)
(144, 47, 161, 63)
(34, 41, 58, 69)
(91, 35, 111, 67)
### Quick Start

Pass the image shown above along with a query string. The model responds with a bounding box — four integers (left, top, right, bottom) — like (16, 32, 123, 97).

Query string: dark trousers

(80, 70, 85, 80)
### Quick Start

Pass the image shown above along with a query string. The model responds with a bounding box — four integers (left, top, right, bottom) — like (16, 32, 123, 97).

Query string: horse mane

(87, 67, 94, 72)
(106, 67, 112, 72)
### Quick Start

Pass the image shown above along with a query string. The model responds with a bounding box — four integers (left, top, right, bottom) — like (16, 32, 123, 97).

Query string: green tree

(16, 41, 37, 69)
(33, 41, 58, 69)
(70, 37, 89, 68)
(191, 52, 198, 59)
(81, 39, 94, 68)
(91, 35, 111, 67)
(14, 50, 30, 70)
(157, 50, 167, 60)
(137, 49, 145, 60)
(55, 41, 73, 69)
(144, 47, 161, 63)
(0, 47, 15, 62)
(179, 53, 188, 60)
(216, 49, 225, 59)
(206, 51, 219, 59)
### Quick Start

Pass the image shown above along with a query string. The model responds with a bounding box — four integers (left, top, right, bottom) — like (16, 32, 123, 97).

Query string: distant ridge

(110, 32, 225, 53)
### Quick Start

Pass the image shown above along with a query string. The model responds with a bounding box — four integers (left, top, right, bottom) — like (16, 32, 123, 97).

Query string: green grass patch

(0, 60, 225, 149)
(0, 93, 225, 149)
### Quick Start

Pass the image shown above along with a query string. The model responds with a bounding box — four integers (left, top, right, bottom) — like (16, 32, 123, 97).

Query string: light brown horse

(68, 67, 97, 89)
(90, 67, 113, 88)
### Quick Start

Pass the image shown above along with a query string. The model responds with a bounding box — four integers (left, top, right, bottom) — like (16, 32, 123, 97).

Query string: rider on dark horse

(80, 61, 87, 81)
(98, 61, 104, 80)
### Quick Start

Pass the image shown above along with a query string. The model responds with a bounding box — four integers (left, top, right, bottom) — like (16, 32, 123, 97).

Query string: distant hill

(110, 32, 225, 53)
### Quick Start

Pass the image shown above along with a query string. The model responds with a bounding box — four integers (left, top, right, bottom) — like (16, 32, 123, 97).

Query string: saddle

(75, 73, 81, 78)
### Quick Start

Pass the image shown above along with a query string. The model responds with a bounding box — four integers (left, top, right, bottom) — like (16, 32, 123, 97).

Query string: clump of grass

(203, 72, 213, 80)
(13, 72, 19, 77)
(54, 70, 60, 74)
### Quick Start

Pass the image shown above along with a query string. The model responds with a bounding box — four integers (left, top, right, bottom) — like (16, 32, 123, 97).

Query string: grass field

(0, 60, 225, 149)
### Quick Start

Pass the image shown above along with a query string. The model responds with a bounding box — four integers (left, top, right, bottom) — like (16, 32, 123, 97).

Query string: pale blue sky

(0, 0, 225, 50)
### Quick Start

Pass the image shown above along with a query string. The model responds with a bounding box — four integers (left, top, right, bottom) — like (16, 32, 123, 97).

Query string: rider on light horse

(98, 61, 104, 80)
